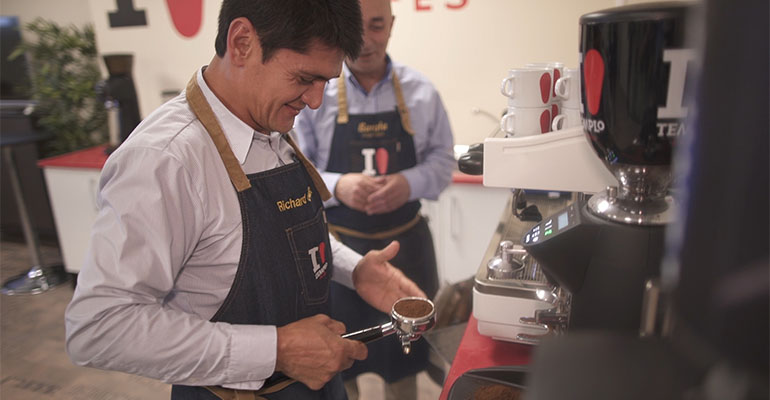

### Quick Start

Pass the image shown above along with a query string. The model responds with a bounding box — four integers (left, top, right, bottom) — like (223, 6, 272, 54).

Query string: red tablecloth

(37, 144, 109, 169)
(439, 315, 532, 400)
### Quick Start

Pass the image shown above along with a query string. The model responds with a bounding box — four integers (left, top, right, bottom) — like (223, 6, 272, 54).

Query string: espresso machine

(473, 2, 695, 341)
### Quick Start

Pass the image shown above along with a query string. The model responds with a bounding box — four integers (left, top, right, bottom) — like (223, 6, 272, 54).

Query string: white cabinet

(42, 167, 101, 273)
(422, 183, 511, 286)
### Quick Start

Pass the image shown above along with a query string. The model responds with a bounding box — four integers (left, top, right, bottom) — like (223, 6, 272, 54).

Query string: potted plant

(9, 18, 107, 157)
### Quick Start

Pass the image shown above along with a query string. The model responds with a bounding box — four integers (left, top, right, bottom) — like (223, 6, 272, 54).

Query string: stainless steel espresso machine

(472, 2, 695, 342)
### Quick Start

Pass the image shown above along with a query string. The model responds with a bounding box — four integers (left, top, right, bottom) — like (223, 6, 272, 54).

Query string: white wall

(4, 0, 656, 145)
(2, 0, 92, 28)
(387, 0, 615, 144)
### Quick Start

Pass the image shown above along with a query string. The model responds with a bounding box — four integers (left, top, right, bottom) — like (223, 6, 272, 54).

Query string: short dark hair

(215, 0, 363, 62)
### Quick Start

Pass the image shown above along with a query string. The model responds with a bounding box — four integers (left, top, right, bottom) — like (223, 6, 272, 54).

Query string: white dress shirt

(64, 68, 362, 390)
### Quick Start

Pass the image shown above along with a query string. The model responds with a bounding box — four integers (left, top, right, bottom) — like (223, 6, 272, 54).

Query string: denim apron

(170, 75, 346, 400)
(325, 71, 439, 383)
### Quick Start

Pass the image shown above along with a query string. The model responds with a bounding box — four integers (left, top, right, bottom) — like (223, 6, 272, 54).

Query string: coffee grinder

(520, 2, 695, 333)
(96, 53, 141, 152)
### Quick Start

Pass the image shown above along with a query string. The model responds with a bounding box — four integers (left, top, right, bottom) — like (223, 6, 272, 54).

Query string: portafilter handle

(341, 321, 396, 343)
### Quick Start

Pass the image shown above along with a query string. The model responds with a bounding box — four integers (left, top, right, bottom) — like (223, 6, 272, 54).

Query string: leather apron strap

(205, 378, 296, 400)
(336, 69, 414, 135)
(185, 73, 332, 201)
(327, 213, 421, 241)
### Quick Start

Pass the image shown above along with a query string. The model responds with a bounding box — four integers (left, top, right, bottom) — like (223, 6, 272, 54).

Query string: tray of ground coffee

(448, 365, 528, 400)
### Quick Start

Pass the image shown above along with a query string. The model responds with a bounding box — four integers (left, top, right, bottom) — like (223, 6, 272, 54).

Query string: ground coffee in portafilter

(472, 384, 522, 400)
(393, 299, 432, 318)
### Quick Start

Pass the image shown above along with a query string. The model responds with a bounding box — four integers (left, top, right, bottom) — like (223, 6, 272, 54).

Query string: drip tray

(448, 366, 528, 400)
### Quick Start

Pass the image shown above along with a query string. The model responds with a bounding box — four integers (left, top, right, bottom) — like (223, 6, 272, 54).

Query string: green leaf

(14, 18, 108, 157)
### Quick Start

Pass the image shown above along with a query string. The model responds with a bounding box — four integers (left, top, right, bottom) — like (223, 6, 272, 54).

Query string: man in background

(294, 0, 455, 398)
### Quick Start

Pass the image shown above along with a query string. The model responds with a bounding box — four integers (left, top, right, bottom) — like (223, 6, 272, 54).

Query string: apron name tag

(276, 186, 314, 212)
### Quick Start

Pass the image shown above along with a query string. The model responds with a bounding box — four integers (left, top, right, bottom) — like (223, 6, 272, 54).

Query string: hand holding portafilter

(248, 297, 435, 392)
(343, 297, 435, 354)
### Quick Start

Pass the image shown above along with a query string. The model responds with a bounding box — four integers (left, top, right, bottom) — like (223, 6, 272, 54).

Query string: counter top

(37, 144, 109, 169)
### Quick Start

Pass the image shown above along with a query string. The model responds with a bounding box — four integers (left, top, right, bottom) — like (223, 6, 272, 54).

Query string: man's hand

(335, 173, 385, 212)
(275, 314, 367, 390)
(365, 174, 410, 215)
(353, 241, 426, 314)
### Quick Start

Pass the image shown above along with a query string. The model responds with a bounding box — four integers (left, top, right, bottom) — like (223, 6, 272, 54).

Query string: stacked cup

(551, 67, 581, 131)
(527, 62, 565, 125)
(499, 66, 554, 137)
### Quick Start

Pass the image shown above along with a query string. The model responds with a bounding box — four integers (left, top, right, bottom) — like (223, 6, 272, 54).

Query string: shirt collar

(195, 67, 254, 165)
(342, 55, 393, 94)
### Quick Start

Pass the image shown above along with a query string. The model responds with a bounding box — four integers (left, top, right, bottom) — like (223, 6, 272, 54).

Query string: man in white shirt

(64, 1, 425, 399)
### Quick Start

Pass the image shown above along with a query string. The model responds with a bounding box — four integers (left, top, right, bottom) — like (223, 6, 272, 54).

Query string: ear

(226, 17, 260, 67)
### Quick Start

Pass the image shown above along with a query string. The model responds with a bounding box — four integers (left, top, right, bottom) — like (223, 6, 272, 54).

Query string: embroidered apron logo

(307, 241, 328, 279)
(360, 147, 392, 176)
(357, 121, 388, 138)
(276, 186, 313, 212)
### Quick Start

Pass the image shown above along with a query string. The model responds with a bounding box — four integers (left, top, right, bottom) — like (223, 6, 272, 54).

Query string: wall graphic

(108, 0, 146, 28)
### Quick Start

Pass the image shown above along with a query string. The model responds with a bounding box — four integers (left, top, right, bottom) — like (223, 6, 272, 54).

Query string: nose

(302, 80, 327, 110)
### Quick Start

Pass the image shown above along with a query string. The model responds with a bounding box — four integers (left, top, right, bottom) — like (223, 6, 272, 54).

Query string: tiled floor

(0, 240, 442, 399)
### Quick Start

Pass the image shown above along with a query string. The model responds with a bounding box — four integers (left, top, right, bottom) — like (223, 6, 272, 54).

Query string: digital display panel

(557, 212, 569, 230)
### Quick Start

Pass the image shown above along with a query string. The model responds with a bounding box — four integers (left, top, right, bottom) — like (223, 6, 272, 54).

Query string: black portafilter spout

(457, 142, 483, 175)
(98, 54, 141, 153)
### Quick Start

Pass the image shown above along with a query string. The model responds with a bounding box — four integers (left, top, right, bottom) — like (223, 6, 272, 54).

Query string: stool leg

(1, 145, 68, 295)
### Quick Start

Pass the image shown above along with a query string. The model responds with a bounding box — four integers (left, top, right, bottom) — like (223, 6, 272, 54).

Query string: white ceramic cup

(500, 106, 552, 137)
(551, 107, 582, 131)
(526, 62, 565, 101)
(554, 68, 581, 108)
(509, 97, 561, 119)
(500, 67, 553, 107)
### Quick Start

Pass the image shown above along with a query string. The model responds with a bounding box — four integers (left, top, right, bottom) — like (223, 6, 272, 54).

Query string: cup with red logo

(527, 62, 566, 124)
(554, 68, 581, 109)
(500, 106, 552, 137)
(551, 107, 582, 131)
(500, 67, 553, 107)
(526, 62, 565, 101)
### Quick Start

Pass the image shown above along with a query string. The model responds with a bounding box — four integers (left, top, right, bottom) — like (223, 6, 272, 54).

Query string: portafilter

(342, 297, 436, 354)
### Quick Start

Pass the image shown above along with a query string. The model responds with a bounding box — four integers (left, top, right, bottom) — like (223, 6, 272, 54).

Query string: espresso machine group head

(521, 2, 695, 333)
(96, 53, 141, 152)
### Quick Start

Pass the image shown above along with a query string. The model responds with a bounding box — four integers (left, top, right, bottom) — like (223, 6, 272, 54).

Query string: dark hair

(215, 0, 363, 62)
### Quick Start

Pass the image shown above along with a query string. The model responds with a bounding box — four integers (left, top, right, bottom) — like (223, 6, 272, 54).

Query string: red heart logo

(552, 103, 559, 119)
(584, 49, 605, 116)
(375, 148, 389, 175)
(540, 110, 551, 133)
(539, 73, 552, 104)
(166, 0, 203, 38)
(552, 69, 561, 97)
(319, 242, 326, 264)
